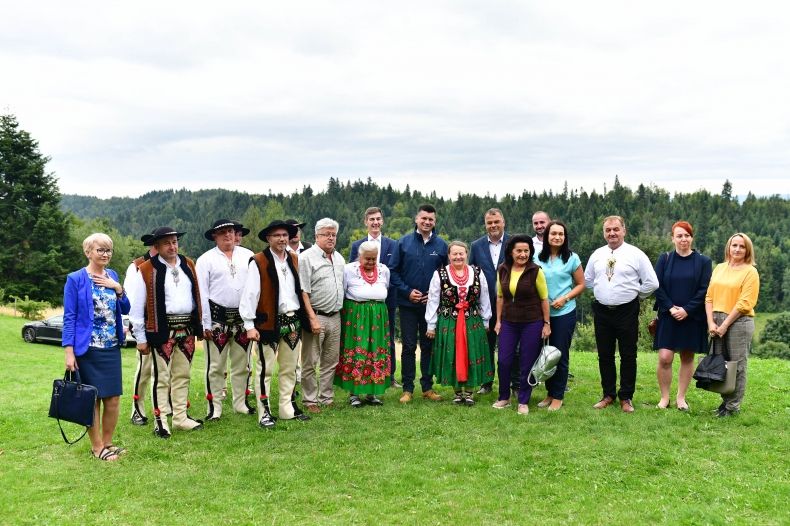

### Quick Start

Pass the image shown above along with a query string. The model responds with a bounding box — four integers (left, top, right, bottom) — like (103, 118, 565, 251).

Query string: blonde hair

(724, 232, 756, 266)
(447, 240, 469, 258)
(82, 233, 113, 256)
(602, 215, 625, 229)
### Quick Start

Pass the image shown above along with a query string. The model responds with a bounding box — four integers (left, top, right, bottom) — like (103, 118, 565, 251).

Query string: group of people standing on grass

(61, 203, 759, 461)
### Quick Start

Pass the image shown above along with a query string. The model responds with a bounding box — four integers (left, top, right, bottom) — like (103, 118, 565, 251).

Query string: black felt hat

(285, 218, 306, 229)
(144, 226, 186, 246)
(204, 219, 250, 240)
(258, 220, 298, 242)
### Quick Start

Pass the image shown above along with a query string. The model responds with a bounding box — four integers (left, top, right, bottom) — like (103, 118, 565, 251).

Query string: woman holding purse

(705, 233, 759, 417)
(62, 233, 130, 461)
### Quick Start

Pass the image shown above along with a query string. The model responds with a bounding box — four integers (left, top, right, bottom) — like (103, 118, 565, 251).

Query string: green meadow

(1, 315, 788, 525)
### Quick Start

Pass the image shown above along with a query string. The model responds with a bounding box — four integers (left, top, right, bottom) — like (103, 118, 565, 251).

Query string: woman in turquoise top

(535, 221, 585, 411)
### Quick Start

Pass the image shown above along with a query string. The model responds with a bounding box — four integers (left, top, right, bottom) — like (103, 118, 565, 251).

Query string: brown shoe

(422, 390, 442, 401)
(620, 399, 635, 413)
(593, 396, 615, 409)
(399, 392, 413, 404)
(305, 404, 321, 414)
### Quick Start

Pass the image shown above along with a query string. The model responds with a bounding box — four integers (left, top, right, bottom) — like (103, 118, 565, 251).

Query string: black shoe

(153, 426, 171, 439)
(206, 415, 221, 422)
(464, 394, 475, 407)
(476, 385, 492, 395)
(350, 395, 363, 408)
(259, 414, 276, 429)
(453, 392, 464, 405)
(366, 395, 383, 406)
(131, 413, 148, 426)
(294, 413, 311, 421)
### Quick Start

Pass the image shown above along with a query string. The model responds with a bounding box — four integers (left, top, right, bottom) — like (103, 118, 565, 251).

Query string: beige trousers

(253, 338, 299, 420)
(152, 346, 195, 432)
(301, 313, 341, 405)
(205, 337, 251, 418)
(130, 350, 161, 419)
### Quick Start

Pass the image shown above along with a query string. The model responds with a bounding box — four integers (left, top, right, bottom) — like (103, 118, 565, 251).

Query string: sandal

(93, 447, 120, 462)
(105, 445, 127, 456)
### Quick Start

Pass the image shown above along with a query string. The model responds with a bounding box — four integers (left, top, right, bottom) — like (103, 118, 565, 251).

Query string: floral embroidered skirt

(334, 299, 391, 395)
(430, 313, 493, 389)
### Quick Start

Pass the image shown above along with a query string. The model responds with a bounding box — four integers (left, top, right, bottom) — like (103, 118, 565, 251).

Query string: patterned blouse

(90, 280, 119, 349)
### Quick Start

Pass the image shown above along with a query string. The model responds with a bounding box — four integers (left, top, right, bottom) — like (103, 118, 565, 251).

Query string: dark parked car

(22, 315, 136, 346)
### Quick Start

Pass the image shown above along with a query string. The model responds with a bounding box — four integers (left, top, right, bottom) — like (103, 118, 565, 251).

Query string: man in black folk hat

(240, 220, 311, 428)
(129, 226, 204, 438)
(125, 230, 163, 426)
(197, 219, 255, 421)
(285, 218, 312, 254)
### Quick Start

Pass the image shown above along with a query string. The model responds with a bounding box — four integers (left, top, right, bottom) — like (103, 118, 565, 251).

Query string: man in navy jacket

(350, 207, 400, 387)
(389, 204, 448, 403)
(468, 208, 510, 394)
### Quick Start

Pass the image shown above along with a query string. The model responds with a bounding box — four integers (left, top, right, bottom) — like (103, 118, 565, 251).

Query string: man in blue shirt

(390, 204, 448, 403)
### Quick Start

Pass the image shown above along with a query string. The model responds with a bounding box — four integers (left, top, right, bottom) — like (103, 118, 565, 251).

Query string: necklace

(163, 260, 180, 285)
(361, 265, 378, 285)
(451, 264, 469, 284)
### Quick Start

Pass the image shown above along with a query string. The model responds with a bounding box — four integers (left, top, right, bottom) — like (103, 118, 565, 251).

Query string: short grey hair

(314, 217, 339, 234)
(83, 232, 113, 255)
(358, 240, 379, 257)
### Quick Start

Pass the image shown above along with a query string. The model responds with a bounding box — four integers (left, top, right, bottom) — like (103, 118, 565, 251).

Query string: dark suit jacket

(469, 232, 510, 326)
(350, 235, 397, 308)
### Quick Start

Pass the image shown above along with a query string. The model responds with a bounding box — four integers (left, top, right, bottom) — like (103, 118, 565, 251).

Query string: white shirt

(584, 242, 659, 306)
(488, 235, 504, 269)
(367, 234, 382, 262)
(425, 265, 492, 330)
(532, 236, 543, 258)
(129, 255, 196, 344)
(344, 262, 389, 302)
(196, 245, 254, 330)
(239, 249, 301, 331)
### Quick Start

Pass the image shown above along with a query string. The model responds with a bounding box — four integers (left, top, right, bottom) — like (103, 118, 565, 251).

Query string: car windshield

(48, 316, 63, 326)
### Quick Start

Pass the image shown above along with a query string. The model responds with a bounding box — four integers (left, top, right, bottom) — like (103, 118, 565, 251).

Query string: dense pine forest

(61, 177, 790, 312)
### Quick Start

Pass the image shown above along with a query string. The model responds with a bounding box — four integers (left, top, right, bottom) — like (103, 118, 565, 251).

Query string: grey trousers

(301, 313, 341, 405)
(712, 312, 753, 411)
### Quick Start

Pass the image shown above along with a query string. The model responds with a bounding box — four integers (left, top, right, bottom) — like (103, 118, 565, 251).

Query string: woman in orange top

(705, 233, 760, 417)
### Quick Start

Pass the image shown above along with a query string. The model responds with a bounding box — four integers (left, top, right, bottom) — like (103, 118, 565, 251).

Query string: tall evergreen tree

(0, 114, 77, 304)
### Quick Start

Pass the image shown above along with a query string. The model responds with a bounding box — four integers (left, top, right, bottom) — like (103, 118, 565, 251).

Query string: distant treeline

(61, 177, 790, 312)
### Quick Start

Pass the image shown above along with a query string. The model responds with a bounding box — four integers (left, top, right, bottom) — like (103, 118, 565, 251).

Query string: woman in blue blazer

(63, 233, 130, 461)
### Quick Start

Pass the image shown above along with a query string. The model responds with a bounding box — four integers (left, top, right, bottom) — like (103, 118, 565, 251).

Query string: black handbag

(694, 336, 736, 394)
(48, 370, 98, 444)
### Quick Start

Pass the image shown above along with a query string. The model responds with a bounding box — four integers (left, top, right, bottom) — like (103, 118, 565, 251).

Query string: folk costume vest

(138, 256, 203, 345)
(498, 263, 542, 323)
(251, 249, 307, 345)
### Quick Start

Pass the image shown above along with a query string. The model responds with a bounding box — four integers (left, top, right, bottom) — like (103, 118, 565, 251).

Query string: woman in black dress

(653, 221, 712, 411)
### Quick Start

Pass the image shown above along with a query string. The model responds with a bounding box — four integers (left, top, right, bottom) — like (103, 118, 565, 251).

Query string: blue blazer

(469, 233, 510, 325)
(350, 236, 398, 308)
(62, 268, 131, 356)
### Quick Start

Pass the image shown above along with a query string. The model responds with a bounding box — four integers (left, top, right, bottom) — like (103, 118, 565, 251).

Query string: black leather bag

(48, 370, 98, 444)
(694, 337, 735, 394)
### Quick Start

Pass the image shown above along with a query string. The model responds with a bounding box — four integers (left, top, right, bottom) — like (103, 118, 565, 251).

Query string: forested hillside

(61, 177, 790, 312)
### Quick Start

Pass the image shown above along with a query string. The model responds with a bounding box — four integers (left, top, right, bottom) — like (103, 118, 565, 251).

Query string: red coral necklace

(361, 265, 378, 285)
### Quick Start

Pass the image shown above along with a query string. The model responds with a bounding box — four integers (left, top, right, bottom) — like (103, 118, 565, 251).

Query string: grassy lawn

(1, 314, 788, 525)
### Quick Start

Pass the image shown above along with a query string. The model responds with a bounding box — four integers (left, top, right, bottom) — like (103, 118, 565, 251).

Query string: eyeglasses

(317, 233, 337, 238)
(96, 248, 113, 255)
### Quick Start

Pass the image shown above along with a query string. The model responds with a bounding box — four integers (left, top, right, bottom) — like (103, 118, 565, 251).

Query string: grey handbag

(528, 339, 562, 386)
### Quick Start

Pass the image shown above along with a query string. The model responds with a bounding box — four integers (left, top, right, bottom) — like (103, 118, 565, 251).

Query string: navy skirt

(76, 345, 123, 398)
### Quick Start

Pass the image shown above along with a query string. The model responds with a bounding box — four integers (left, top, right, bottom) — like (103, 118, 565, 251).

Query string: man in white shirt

(129, 227, 204, 438)
(299, 218, 345, 413)
(584, 215, 658, 413)
(240, 220, 311, 428)
(125, 236, 159, 426)
(531, 211, 550, 257)
(468, 208, 510, 394)
(197, 219, 255, 421)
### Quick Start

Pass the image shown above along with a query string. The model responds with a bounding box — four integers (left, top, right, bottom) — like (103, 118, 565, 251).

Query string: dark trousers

(497, 319, 543, 404)
(388, 306, 397, 381)
(545, 309, 577, 400)
(482, 318, 521, 390)
(399, 305, 433, 393)
(592, 298, 639, 400)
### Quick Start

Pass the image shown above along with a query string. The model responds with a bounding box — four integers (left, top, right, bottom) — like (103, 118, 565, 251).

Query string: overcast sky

(2, 1, 788, 200)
